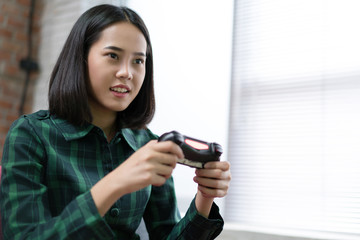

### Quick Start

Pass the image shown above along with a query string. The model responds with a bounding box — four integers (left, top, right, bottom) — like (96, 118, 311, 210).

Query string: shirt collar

(50, 115, 94, 141)
(121, 128, 156, 151)
(50, 114, 156, 151)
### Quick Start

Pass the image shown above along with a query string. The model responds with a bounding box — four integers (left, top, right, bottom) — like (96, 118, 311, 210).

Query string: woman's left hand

(193, 161, 231, 217)
(194, 161, 231, 199)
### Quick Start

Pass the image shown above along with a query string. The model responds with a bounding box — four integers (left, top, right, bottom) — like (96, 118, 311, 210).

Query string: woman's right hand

(114, 140, 183, 193)
(91, 140, 183, 216)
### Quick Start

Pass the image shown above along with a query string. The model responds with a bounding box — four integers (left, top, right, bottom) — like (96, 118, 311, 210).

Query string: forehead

(95, 22, 147, 52)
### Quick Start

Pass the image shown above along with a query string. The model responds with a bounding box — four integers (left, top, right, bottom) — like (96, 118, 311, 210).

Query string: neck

(94, 116, 117, 142)
(89, 103, 117, 142)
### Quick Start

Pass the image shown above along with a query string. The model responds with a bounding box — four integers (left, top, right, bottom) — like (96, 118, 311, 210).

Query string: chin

(113, 105, 130, 112)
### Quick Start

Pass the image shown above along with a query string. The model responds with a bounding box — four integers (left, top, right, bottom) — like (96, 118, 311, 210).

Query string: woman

(0, 4, 231, 239)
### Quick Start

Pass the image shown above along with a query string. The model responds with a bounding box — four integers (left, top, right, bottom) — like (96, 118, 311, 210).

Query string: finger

(152, 140, 184, 159)
(152, 151, 178, 168)
(151, 173, 168, 187)
(152, 158, 176, 176)
(204, 161, 230, 171)
(195, 168, 224, 180)
(197, 185, 228, 198)
(194, 176, 229, 190)
(196, 161, 231, 179)
(139, 162, 174, 185)
(196, 166, 232, 179)
(143, 141, 179, 167)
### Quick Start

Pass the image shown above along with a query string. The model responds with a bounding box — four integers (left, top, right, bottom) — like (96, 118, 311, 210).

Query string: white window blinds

(225, 0, 360, 236)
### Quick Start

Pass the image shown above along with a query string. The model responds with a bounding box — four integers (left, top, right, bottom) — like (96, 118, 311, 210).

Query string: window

(225, 0, 360, 237)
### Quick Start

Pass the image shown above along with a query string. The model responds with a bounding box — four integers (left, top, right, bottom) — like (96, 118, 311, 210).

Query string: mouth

(110, 87, 130, 93)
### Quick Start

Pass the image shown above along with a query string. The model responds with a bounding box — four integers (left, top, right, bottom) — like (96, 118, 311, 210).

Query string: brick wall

(0, 0, 43, 161)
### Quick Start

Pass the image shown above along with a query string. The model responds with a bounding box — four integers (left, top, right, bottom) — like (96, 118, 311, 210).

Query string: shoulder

(6, 110, 79, 143)
(8, 110, 51, 132)
(3, 111, 51, 153)
(22, 110, 50, 120)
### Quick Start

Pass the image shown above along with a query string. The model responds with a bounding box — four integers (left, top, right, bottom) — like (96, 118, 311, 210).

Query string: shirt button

(110, 208, 120, 217)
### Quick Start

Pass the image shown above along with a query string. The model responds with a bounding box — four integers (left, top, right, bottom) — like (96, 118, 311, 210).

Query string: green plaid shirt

(0, 110, 223, 240)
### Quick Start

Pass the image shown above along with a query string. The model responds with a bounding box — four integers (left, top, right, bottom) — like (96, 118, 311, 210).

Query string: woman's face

(87, 22, 147, 117)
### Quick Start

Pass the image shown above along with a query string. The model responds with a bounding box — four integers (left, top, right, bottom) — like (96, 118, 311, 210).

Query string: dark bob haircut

(48, 4, 155, 129)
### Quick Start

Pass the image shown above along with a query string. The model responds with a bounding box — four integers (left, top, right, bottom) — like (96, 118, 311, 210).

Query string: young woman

(0, 4, 231, 239)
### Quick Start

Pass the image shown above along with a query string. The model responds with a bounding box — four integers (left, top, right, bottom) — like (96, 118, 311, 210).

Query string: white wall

(34, 0, 82, 109)
(126, 0, 234, 214)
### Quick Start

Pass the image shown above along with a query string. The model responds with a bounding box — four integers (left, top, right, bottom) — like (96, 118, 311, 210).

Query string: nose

(115, 61, 132, 80)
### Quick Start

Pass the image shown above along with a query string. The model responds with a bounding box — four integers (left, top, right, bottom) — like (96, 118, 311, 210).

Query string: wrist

(91, 172, 127, 217)
(195, 190, 214, 218)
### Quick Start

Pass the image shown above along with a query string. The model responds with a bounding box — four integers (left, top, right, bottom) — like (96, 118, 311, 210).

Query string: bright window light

(226, 0, 360, 237)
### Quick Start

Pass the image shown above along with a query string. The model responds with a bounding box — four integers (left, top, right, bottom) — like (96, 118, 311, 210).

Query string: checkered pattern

(0, 110, 223, 239)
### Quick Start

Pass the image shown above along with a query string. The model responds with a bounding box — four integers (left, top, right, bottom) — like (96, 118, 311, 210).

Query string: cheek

(134, 77, 146, 95)
(87, 51, 106, 80)
(87, 70, 98, 93)
(87, 67, 105, 98)
(88, 58, 100, 79)
(87, 60, 106, 89)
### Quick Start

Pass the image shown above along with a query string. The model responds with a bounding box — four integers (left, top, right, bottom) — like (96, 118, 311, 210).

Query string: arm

(90, 140, 183, 217)
(0, 117, 114, 240)
(143, 174, 226, 240)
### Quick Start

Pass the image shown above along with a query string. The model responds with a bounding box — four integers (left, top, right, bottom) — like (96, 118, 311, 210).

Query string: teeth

(111, 87, 128, 93)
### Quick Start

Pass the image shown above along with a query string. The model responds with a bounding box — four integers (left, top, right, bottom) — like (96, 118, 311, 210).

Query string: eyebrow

(104, 46, 146, 57)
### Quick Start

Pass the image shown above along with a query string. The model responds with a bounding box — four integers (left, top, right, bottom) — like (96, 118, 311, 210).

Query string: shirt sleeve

(143, 177, 224, 240)
(0, 117, 114, 240)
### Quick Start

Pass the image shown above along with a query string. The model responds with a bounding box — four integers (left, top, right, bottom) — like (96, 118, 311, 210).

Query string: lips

(110, 84, 130, 93)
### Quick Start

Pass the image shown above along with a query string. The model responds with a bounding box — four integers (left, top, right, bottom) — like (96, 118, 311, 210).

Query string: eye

(133, 58, 145, 64)
(107, 53, 118, 60)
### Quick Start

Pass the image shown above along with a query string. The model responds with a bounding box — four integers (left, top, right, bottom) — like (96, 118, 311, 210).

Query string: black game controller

(158, 131, 223, 168)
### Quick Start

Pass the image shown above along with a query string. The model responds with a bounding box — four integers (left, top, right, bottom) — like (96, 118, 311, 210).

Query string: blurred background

(1, 0, 360, 239)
